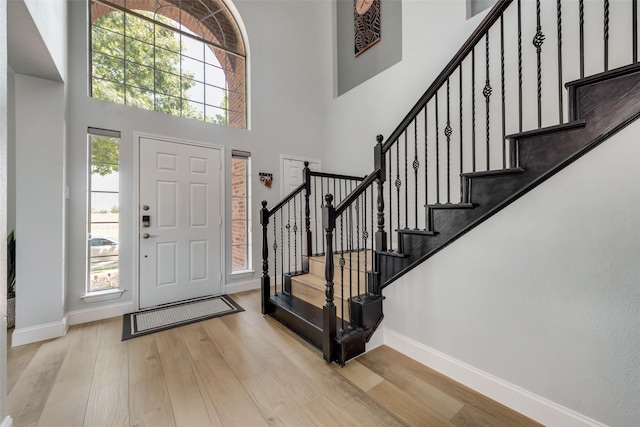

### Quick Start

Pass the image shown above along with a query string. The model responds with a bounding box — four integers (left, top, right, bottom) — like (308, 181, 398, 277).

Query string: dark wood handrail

(334, 168, 380, 217)
(310, 171, 365, 181)
(267, 183, 306, 217)
(382, 0, 514, 153)
(266, 170, 366, 217)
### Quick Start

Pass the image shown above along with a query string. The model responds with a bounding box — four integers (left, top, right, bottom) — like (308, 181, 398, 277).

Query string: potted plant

(7, 231, 15, 328)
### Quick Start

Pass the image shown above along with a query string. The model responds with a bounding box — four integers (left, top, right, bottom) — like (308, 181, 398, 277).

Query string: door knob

(142, 233, 156, 239)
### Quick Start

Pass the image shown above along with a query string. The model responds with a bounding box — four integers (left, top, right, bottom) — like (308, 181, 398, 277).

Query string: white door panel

(139, 137, 222, 308)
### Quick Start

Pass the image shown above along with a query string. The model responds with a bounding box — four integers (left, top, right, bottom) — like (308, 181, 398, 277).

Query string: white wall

(13, 75, 66, 335)
(382, 120, 640, 426)
(325, 1, 483, 176)
(0, 0, 9, 422)
(22, 0, 66, 80)
(64, 0, 334, 315)
(6, 69, 14, 238)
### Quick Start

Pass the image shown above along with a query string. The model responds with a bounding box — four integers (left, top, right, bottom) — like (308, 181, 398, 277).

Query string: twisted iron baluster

(280, 209, 284, 293)
(413, 118, 419, 229)
(287, 202, 291, 274)
(404, 131, 408, 228)
(445, 78, 452, 203)
(604, 0, 610, 71)
(363, 189, 369, 293)
(579, 0, 585, 78)
(435, 92, 441, 202)
(557, 0, 564, 124)
(459, 65, 463, 201)
(396, 140, 401, 231)
(518, 0, 523, 132)
(320, 178, 325, 254)
(273, 216, 277, 295)
(484, 32, 492, 171)
(533, 0, 545, 128)
(424, 106, 429, 221)
(339, 214, 345, 333)
(293, 196, 298, 273)
(472, 48, 477, 171)
(634, 0, 638, 63)
(500, 14, 506, 169)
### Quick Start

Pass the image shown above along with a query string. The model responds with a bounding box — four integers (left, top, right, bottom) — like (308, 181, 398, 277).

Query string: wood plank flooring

(7, 290, 542, 427)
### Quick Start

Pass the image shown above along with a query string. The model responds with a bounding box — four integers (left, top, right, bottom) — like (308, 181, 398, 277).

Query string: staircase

(261, 0, 640, 366)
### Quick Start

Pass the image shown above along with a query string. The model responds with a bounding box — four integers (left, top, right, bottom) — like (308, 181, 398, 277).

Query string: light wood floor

(7, 290, 541, 427)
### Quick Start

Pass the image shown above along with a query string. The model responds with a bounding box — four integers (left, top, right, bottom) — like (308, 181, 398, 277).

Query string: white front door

(139, 137, 222, 309)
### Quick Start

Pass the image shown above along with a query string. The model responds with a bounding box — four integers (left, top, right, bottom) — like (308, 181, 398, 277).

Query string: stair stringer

(377, 63, 640, 288)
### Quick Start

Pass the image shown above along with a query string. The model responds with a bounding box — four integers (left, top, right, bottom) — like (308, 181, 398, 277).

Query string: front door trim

(133, 132, 226, 311)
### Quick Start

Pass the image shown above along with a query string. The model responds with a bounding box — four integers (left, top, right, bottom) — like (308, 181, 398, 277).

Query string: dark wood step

(269, 293, 323, 350)
(378, 63, 640, 288)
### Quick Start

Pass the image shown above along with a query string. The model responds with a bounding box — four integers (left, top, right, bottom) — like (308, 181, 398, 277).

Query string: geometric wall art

(354, 0, 381, 56)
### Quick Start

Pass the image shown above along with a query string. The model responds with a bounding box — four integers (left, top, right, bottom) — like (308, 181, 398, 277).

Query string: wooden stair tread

(462, 168, 525, 178)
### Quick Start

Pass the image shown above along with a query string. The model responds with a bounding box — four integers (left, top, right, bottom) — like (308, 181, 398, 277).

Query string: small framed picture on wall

(354, 0, 381, 56)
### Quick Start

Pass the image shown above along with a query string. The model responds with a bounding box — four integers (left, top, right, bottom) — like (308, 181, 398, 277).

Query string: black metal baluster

(280, 209, 284, 292)
(580, 0, 585, 78)
(404, 131, 408, 228)
(501, 14, 506, 169)
(634, 0, 638, 62)
(363, 188, 369, 293)
(518, 0, 523, 132)
(339, 214, 345, 332)
(273, 216, 277, 295)
(413, 118, 419, 229)
(396, 140, 401, 231)
(320, 178, 325, 254)
(348, 205, 354, 329)
(293, 196, 298, 273)
(557, 0, 563, 124)
(445, 78, 452, 203)
(459, 65, 463, 200)
(314, 177, 318, 254)
(533, 0, 545, 128)
(435, 92, 441, 203)
(356, 198, 361, 298)
(484, 31, 492, 170)
(604, 0, 610, 71)
(424, 107, 429, 222)
(287, 202, 291, 274)
(388, 150, 393, 249)
(472, 48, 477, 171)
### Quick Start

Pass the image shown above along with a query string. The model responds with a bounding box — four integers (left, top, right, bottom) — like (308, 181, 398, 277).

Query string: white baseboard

(383, 328, 608, 427)
(11, 315, 69, 347)
(0, 415, 13, 427)
(67, 301, 135, 326)
(225, 278, 260, 295)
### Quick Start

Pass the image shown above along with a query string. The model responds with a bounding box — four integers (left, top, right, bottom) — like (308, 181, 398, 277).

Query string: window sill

(81, 288, 125, 303)
(230, 270, 254, 279)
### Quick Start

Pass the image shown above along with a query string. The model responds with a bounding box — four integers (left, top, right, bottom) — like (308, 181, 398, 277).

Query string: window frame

(231, 150, 252, 274)
(86, 127, 122, 296)
(89, 0, 247, 128)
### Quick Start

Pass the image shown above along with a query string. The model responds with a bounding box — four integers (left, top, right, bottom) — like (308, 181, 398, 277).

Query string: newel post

(374, 134, 387, 252)
(260, 201, 271, 315)
(303, 161, 312, 270)
(322, 194, 337, 363)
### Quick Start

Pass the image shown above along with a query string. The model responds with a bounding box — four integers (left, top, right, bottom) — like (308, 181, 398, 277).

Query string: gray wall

(383, 120, 640, 426)
(336, 0, 402, 96)
(467, 0, 497, 19)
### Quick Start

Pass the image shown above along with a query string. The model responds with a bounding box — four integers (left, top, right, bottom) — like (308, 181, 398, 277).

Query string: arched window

(90, 0, 247, 129)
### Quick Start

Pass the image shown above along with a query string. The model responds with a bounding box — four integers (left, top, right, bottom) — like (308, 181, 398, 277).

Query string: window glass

(88, 131, 120, 292)
(90, 0, 247, 128)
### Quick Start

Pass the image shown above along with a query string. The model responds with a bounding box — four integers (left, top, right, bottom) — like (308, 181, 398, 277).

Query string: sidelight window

(87, 128, 121, 293)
